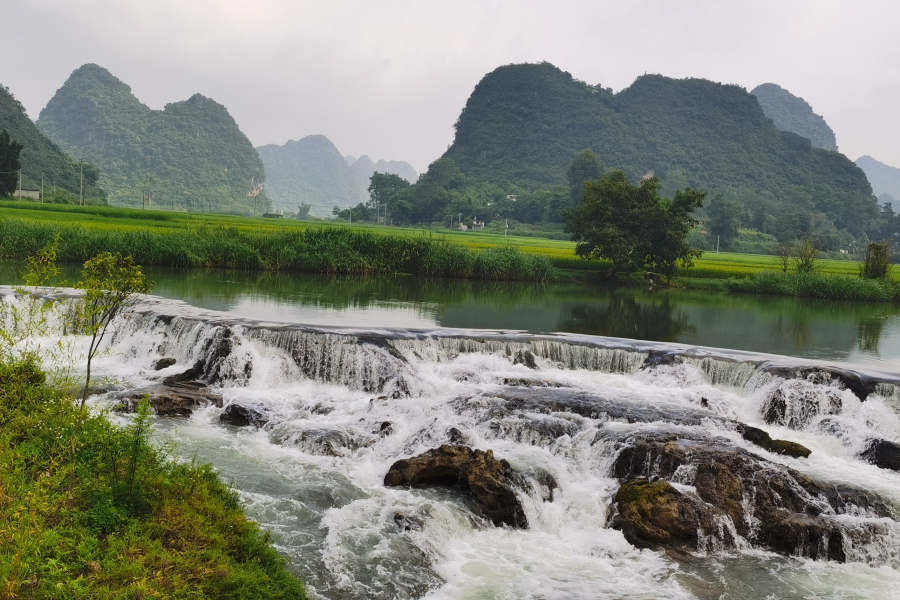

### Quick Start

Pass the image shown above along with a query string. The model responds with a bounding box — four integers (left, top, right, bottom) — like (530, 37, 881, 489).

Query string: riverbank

(0, 357, 305, 599)
(1, 201, 897, 297)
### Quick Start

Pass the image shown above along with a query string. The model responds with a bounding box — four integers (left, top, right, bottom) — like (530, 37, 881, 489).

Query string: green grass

(1, 199, 897, 295)
(680, 270, 900, 302)
(0, 358, 305, 599)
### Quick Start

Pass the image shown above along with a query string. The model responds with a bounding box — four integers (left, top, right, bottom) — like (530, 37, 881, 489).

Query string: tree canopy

(0, 130, 22, 196)
(707, 194, 744, 250)
(563, 171, 704, 278)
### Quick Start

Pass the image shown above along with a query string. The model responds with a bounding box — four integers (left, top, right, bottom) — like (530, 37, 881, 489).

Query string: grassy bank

(0, 358, 305, 599)
(679, 270, 900, 302)
(0, 217, 554, 281)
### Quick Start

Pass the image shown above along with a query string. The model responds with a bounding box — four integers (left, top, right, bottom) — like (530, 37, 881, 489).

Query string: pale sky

(4, 0, 899, 173)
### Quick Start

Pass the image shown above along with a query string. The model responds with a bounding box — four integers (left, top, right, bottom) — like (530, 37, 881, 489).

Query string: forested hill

(750, 83, 838, 151)
(441, 62, 877, 235)
(37, 64, 268, 213)
(347, 156, 418, 187)
(856, 155, 900, 206)
(0, 84, 94, 196)
(257, 135, 360, 216)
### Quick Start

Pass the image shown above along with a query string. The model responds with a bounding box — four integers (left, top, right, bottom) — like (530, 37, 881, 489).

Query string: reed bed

(0, 218, 555, 281)
(679, 270, 900, 302)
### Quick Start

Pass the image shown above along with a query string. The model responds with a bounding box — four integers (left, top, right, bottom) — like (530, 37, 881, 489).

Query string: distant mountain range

(258, 136, 416, 215)
(856, 156, 900, 207)
(36, 64, 268, 213)
(0, 84, 93, 197)
(751, 83, 838, 151)
(423, 62, 877, 235)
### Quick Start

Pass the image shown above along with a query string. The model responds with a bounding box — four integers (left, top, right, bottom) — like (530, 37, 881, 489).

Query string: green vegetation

(751, 83, 837, 151)
(0, 359, 305, 599)
(397, 62, 880, 242)
(0, 130, 22, 196)
(36, 64, 267, 214)
(0, 210, 554, 281)
(0, 84, 99, 197)
(681, 271, 900, 302)
(563, 171, 704, 278)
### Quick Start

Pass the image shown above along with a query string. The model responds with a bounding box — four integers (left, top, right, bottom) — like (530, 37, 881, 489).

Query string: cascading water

(13, 290, 900, 599)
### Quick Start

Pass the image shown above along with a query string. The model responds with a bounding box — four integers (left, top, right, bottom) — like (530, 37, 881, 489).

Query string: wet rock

(512, 350, 538, 370)
(151, 357, 177, 371)
(610, 431, 891, 560)
(162, 327, 248, 386)
(861, 439, 900, 472)
(393, 512, 421, 532)
(761, 381, 842, 429)
(763, 366, 878, 401)
(487, 414, 580, 447)
(496, 388, 716, 426)
(612, 479, 721, 552)
(737, 424, 811, 458)
(384, 444, 528, 528)
(641, 350, 682, 369)
(117, 382, 223, 417)
(447, 427, 467, 444)
(379, 421, 394, 436)
(270, 426, 360, 456)
(501, 377, 566, 388)
(220, 403, 269, 428)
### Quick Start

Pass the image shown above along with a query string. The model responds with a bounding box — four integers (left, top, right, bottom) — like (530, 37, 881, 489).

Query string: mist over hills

(423, 62, 877, 236)
(258, 135, 360, 215)
(856, 155, 900, 207)
(258, 134, 417, 215)
(0, 84, 96, 197)
(751, 83, 838, 151)
(37, 64, 268, 213)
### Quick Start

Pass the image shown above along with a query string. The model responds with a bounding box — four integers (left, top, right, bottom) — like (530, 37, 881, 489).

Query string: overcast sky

(4, 0, 899, 173)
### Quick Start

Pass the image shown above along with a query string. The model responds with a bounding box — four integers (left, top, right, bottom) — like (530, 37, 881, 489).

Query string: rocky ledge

(610, 431, 892, 561)
(384, 445, 528, 528)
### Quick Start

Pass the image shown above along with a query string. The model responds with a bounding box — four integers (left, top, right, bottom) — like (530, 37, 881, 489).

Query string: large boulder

(610, 431, 891, 560)
(861, 439, 900, 471)
(220, 403, 269, 428)
(384, 444, 528, 528)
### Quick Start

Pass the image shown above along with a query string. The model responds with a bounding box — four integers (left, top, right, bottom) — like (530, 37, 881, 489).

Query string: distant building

(472, 220, 485, 230)
(458, 222, 468, 231)
(13, 189, 41, 200)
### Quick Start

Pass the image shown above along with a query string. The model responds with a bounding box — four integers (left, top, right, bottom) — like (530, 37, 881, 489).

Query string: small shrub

(861, 240, 893, 279)
(793, 236, 819, 273)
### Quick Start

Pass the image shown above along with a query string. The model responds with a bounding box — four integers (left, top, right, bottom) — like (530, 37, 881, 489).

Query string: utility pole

(17, 169, 22, 199)
(40, 176, 44, 203)
(79, 160, 84, 206)
(716, 235, 720, 253)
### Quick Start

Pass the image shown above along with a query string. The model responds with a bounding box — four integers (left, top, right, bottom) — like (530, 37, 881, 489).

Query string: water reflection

(556, 292, 694, 342)
(2, 261, 899, 367)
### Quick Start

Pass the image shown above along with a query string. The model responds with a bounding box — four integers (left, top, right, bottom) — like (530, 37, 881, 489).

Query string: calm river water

(4, 262, 895, 369)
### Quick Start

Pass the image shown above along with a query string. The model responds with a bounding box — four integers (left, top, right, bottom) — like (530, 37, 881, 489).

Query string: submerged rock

(220, 403, 269, 428)
(270, 425, 362, 456)
(761, 380, 842, 429)
(737, 424, 811, 458)
(512, 350, 538, 370)
(610, 431, 891, 560)
(384, 444, 528, 528)
(762, 366, 878, 401)
(151, 357, 177, 371)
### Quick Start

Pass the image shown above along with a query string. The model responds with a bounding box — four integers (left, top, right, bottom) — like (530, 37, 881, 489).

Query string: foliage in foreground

(0, 359, 305, 599)
(0, 218, 555, 281)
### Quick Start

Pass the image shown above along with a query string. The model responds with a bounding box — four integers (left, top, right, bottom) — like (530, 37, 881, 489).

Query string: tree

(707, 194, 743, 250)
(296, 203, 311, 220)
(563, 170, 704, 278)
(73, 252, 153, 410)
(0, 129, 23, 196)
(792, 236, 819, 273)
(368, 172, 410, 223)
(566, 149, 604, 209)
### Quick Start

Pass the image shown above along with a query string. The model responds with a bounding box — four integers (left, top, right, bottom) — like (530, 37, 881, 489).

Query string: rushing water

(4, 268, 900, 598)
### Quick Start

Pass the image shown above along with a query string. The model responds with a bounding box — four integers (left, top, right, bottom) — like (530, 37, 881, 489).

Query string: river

(3, 266, 900, 598)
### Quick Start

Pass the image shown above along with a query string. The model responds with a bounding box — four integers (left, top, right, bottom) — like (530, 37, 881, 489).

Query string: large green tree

(563, 171, 704, 278)
(566, 149, 603, 209)
(368, 172, 411, 222)
(0, 130, 23, 196)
